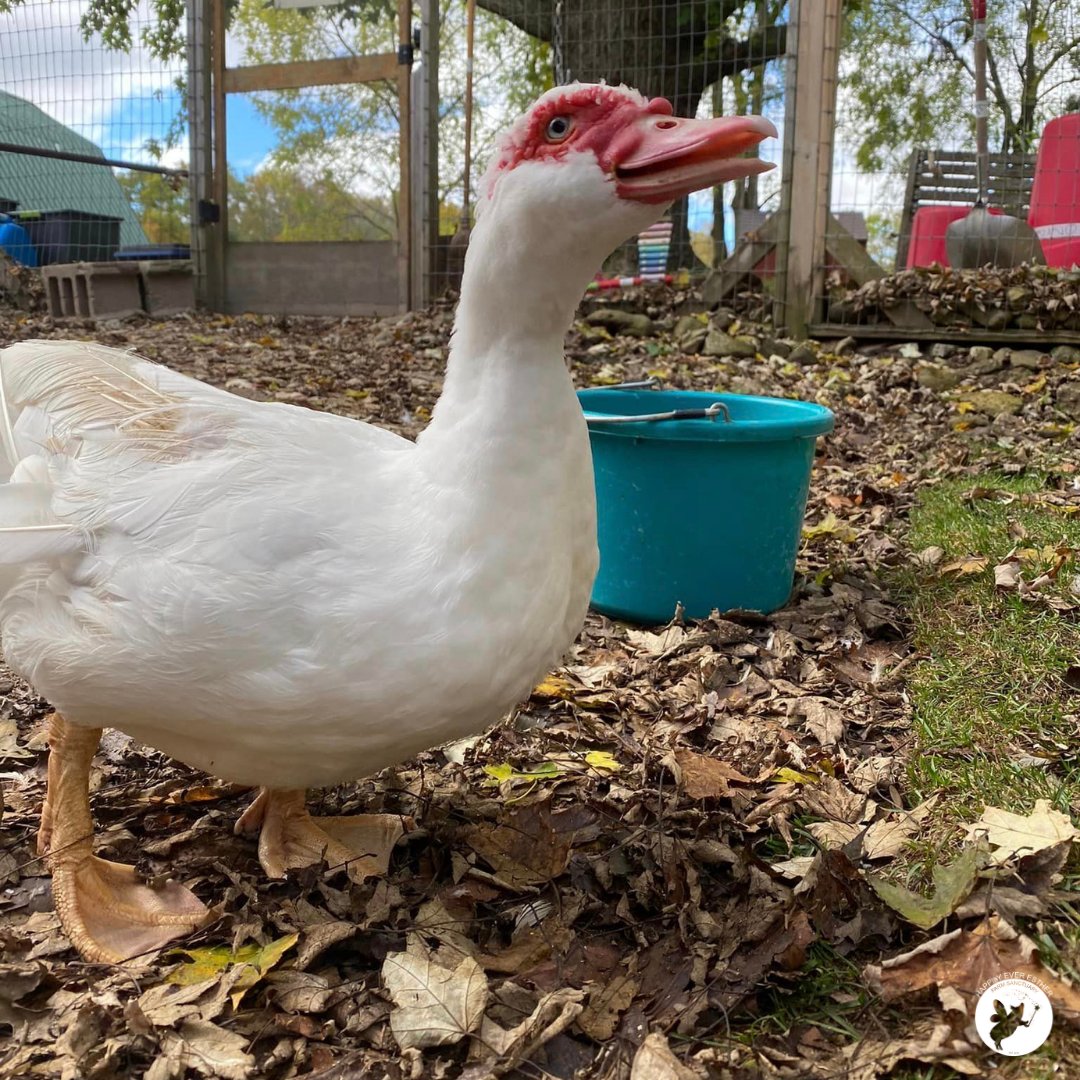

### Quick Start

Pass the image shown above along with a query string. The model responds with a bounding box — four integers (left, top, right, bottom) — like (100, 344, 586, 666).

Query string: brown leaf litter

(1, 291, 1080, 1077)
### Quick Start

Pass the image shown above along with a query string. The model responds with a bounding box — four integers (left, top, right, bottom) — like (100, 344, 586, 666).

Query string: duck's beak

(613, 103, 778, 204)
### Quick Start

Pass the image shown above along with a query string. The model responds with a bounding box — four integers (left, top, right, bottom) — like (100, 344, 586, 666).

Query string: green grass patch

(895, 472, 1080, 829)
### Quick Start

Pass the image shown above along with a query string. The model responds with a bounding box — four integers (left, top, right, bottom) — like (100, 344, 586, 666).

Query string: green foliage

(229, 165, 396, 241)
(117, 169, 189, 242)
(842, 0, 1080, 173)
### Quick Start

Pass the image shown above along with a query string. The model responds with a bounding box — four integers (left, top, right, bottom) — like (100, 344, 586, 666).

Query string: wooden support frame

(223, 54, 398, 94)
(778, 0, 842, 338)
(205, 0, 413, 314)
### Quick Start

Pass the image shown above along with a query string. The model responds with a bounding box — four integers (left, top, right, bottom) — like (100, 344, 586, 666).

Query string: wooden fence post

(779, 0, 842, 338)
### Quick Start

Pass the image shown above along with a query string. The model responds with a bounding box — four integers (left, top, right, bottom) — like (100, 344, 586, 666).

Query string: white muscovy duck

(0, 83, 775, 963)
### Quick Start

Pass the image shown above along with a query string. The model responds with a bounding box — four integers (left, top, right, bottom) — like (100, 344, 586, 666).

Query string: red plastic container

(1030, 113, 1080, 269)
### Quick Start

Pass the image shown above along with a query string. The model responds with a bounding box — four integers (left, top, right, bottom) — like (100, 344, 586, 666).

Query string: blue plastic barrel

(578, 388, 834, 623)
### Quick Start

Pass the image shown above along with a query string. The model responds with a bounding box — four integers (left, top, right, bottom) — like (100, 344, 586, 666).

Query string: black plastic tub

(15, 210, 122, 264)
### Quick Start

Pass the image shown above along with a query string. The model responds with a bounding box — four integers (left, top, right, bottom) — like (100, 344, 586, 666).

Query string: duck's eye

(545, 116, 572, 142)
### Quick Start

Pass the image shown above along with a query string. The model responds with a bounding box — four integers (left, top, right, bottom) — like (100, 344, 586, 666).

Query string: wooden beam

(397, 0, 412, 312)
(810, 323, 1080, 348)
(701, 213, 780, 306)
(780, 0, 842, 337)
(223, 53, 398, 94)
(210, 0, 227, 312)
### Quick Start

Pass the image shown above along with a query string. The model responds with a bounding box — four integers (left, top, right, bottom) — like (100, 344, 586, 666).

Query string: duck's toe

(239, 788, 408, 884)
(52, 855, 212, 964)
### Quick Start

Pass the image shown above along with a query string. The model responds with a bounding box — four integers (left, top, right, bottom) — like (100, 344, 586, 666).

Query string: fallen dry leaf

(630, 1032, 700, 1079)
(669, 748, 753, 799)
(383, 949, 488, 1050)
(964, 799, 1080, 865)
(866, 915, 1080, 1023)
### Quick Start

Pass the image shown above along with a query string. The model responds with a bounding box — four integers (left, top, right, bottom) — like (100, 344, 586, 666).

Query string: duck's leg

(235, 788, 406, 885)
(43, 713, 212, 963)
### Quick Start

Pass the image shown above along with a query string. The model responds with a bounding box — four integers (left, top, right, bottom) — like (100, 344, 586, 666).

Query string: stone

(1009, 349, 1045, 370)
(954, 390, 1023, 417)
(1055, 382, 1080, 420)
(711, 308, 736, 331)
(930, 343, 955, 359)
(674, 314, 705, 338)
(703, 329, 757, 359)
(965, 354, 1002, 376)
(916, 362, 963, 392)
(968, 346, 994, 363)
(1016, 314, 1039, 329)
(788, 341, 818, 365)
(898, 343, 922, 359)
(584, 308, 655, 337)
(760, 337, 792, 359)
(1051, 345, 1080, 365)
(1006, 285, 1034, 310)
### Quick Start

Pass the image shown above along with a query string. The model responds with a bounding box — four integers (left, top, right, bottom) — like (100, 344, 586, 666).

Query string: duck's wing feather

(0, 339, 410, 565)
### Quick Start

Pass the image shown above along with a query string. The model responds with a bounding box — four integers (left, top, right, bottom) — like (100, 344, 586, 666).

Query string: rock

(674, 314, 704, 338)
(968, 346, 994, 364)
(898, 343, 922, 359)
(711, 308, 736, 331)
(1009, 349, 1045, 370)
(585, 308, 655, 337)
(1055, 381, 1080, 420)
(703, 330, 757, 359)
(1006, 285, 1034, 310)
(788, 341, 818, 365)
(1051, 345, 1080, 365)
(930, 343, 955, 359)
(761, 337, 792, 359)
(964, 354, 1001, 376)
(916, 362, 963, 392)
(954, 390, 1023, 417)
(1016, 314, 1040, 330)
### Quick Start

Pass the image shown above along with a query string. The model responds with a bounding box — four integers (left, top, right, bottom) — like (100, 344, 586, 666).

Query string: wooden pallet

(896, 148, 1037, 269)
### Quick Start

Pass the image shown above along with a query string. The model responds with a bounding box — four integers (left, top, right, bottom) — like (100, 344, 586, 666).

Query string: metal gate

(188, 0, 412, 317)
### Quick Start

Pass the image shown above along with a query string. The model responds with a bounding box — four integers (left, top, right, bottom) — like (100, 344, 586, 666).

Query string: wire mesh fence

(423, 0, 791, 310)
(821, 0, 1080, 336)
(0, 0, 190, 268)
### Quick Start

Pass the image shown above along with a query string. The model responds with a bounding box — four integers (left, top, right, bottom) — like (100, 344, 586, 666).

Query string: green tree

(842, 0, 1080, 172)
(229, 165, 395, 241)
(117, 170, 189, 243)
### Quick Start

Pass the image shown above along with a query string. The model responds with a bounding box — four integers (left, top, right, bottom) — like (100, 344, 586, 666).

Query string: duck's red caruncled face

(488, 84, 777, 204)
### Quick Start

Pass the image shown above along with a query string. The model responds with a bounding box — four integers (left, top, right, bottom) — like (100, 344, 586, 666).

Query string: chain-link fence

(0, 0, 189, 268)
(819, 0, 1080, 338)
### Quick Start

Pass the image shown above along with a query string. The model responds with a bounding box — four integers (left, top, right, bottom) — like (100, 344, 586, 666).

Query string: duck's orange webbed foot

(236, 787, 407, 885)
(42, 714, 212, 964)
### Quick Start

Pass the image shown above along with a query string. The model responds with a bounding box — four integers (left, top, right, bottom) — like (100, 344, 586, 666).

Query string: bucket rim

(577, 388, 834, 443)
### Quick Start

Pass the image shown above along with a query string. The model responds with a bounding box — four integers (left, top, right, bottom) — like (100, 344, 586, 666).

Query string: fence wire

(0, 0, 189, 266)
(822, 0, 1080, 335)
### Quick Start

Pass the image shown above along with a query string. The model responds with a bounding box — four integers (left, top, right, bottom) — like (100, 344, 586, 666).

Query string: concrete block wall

(42, 261, 194, 321)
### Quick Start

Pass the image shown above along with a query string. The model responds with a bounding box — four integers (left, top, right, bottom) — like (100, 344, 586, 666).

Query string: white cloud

(0, 0, 187, 164)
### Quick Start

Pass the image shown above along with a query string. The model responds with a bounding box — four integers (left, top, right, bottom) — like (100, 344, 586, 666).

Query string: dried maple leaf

(382, 949, 488, 1050)
(964, 799, 1080, 865)
(668, 748, 753, 799)
(866, 915, 1080, 1025)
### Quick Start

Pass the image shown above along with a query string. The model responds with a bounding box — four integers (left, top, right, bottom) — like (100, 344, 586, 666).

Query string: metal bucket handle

(583, 377, 732, 425)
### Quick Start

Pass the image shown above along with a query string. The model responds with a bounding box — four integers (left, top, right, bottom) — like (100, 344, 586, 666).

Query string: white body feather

(0, 134, 664, 790)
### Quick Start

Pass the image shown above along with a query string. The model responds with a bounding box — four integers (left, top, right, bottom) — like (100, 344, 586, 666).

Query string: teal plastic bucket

(578, 388, 834, 624)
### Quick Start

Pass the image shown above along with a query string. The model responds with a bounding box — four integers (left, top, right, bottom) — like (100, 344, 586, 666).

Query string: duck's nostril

(656, 119, 678, 130)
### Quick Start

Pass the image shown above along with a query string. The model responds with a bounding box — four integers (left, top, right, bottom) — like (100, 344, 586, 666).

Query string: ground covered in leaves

(2, 287, 1080, 1079)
